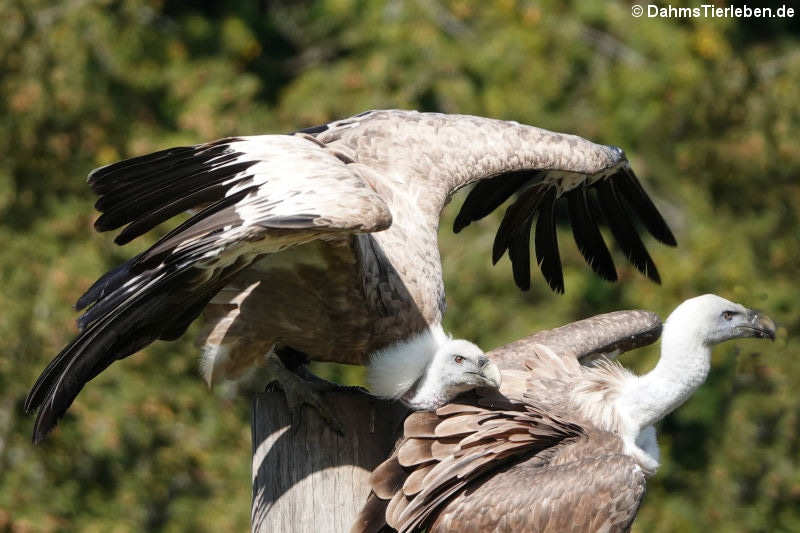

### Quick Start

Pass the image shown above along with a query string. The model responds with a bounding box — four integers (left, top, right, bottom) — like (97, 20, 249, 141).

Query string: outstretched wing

(305, 110, 676, 293)
(25, 134, 391, 443)
(489, 309, 663, 372)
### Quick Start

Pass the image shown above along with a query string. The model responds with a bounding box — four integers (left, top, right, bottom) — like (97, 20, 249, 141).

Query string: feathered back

(522, 343, 630, 434)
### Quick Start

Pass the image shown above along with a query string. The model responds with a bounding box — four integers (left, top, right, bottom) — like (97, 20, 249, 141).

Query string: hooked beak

(740, 310, 777, 340)
(478, 360, 502, 389)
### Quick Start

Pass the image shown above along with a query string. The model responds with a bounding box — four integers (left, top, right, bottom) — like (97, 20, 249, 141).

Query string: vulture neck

(402, 370, 462, 411)
(621, 316, 711, 432)
(367, 324, 449, 408)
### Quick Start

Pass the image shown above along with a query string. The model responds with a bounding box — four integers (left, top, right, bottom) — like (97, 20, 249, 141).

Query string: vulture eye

(453, 355, 465, 364)
(722, 311, 735, 321)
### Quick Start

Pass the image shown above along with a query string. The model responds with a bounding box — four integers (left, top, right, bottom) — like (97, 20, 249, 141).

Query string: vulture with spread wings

(25, 110, 675, 443)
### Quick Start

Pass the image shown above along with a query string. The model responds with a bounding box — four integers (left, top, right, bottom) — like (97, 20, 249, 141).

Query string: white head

(425, 338, 501, 391)
(367, 328, 501, 411)
(664, 294, 776, 346)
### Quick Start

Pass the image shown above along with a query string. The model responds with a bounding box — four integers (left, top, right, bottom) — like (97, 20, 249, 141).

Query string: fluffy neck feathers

(367, 325, 448, 402)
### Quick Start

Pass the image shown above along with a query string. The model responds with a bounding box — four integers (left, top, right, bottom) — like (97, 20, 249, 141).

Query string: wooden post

(251, 386, 408, 533)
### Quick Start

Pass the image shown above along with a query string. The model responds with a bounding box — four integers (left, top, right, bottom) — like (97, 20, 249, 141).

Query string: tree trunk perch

(251, 386, 408, 533)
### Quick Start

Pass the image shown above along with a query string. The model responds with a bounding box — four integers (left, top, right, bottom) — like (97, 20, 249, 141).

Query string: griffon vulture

(25, 110, 675, 443)
(356, 295, 775, 533)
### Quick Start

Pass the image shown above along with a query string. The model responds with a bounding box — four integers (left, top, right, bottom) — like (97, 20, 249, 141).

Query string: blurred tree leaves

(0, 0, 798, 531)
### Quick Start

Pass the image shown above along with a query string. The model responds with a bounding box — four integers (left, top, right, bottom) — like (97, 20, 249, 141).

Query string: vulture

(25, 110, 676, 443)
(356, 295, 776, 533)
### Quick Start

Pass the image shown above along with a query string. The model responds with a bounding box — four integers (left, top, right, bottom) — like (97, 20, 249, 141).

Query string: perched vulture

(356, 295, 775, 533)
(25, 110, 676, 443)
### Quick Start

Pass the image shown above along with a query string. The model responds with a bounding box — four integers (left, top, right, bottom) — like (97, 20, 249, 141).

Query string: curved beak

(740, 310, 777, 340)
(479, 360, 502, 389)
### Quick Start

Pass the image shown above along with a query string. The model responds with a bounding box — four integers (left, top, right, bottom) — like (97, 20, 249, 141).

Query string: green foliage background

(1, 0, 798, 531)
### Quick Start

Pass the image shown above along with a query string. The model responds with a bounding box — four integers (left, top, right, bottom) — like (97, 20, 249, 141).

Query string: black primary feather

(508, 213, 535, 290)
(28, 277, 193, 443)
(102, 157, 254, 241)
(534, 188, 564, 293)
(88, 145, 198, 189)
(294, 123, 329, 135)
(75, 259, 135, 312)
(26, 267, 191, 415)
(113, 182, 231, 245)
(74, 185, 258, 327)
(135, 185, 257, 268)
(27, 237, 252, 443)
(566, 187, 617, 282)
(595, 179, 661, 284)
(92, 145, 233, 207)
(491, 184, 546, 265)
(93, 146, 256, 237)
(615, 167, 677, 246)
(453, 171, 540, 233)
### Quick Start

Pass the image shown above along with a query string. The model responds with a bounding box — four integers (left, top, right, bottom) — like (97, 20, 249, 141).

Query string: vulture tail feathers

(566, 187, 617, 282)
(595, 180, 661, 284)
(534, 188, 564, 293)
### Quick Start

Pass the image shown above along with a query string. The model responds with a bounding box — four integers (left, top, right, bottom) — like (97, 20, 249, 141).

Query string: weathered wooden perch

(251, 386, 408, 533)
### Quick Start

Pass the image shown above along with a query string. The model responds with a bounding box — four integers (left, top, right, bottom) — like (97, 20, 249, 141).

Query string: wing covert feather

(488, 310, 662, 372)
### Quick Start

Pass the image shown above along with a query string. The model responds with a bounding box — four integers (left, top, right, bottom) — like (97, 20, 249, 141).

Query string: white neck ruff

(366, 324, 448, 399)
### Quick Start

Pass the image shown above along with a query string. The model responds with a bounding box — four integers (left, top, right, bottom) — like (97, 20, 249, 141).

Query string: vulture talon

(263, 352, 347, 437)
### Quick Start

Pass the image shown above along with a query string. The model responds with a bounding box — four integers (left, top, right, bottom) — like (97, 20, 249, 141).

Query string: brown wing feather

(352, 391, 582, 533)
(429, 446, 645, 533)
(489, 309, 662, 372)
